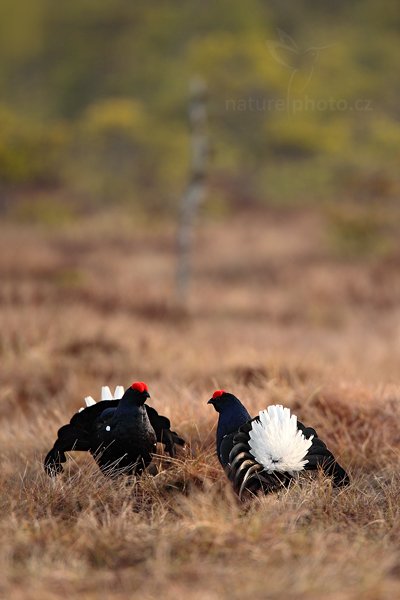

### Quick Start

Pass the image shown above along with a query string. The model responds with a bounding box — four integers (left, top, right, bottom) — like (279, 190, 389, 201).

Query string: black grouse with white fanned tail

(44, 382, 185, 477)
(208, 390, 350, 499)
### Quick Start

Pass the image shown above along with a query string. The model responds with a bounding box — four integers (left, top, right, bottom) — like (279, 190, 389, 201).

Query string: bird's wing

(303, 441, 350, 486)
(296, 420, 350, 487)
(219, 432, 235, 466)
(44, 400, 120, 476)
(145, 405, 185, 458)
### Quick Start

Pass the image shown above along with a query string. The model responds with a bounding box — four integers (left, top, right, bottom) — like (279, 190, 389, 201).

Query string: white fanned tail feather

(78, 385, 124, 412)
(248, 405, 313, 475)
(101, 386, 113, 401)
(84, 395, 96, 407)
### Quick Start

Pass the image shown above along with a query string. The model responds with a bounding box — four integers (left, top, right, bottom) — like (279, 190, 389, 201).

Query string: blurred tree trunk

(176, 78, 208, 309)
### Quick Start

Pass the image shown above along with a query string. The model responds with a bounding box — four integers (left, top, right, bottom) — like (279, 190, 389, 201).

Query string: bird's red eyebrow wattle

(212, 390, 225, 399)
(131, 382, 148, 393)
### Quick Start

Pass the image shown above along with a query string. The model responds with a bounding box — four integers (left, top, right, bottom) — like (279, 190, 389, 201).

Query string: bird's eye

(105, 426, 111, 432)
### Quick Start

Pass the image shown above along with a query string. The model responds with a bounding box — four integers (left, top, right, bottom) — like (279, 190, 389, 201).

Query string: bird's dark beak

(136, 391, 150, 406)
(207, 398, 215, 406)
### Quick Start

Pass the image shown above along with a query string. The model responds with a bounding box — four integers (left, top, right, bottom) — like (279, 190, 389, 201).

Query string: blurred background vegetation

(0, 0, 399, 249)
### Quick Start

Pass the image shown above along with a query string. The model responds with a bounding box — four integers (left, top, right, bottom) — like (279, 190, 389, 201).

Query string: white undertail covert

(248, 405, 313, 474)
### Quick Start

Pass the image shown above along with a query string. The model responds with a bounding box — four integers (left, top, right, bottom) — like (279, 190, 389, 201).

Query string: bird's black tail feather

(44, 423, 92, 476)
(145, 405, 185, 457)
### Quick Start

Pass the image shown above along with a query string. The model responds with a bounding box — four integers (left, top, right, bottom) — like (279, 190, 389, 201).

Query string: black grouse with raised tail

(208, 390, 350, 499)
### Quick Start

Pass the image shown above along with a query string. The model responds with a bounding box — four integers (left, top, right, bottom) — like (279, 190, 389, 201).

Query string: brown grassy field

(1, 208, 400, 600)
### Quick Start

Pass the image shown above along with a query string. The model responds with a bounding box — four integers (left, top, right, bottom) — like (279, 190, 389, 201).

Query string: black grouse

(208, 390, 350, 499)
(45, 381, 184, 477)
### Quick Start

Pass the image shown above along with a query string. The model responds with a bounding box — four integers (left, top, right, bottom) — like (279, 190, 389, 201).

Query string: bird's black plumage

(44, 382, 185, 477)
(208, 391, 350, 499)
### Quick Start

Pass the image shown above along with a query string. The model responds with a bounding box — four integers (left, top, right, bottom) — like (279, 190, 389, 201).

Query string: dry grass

(1, 209, 400, 599)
